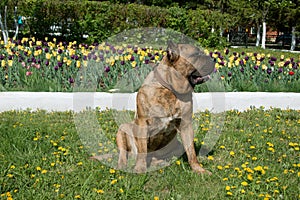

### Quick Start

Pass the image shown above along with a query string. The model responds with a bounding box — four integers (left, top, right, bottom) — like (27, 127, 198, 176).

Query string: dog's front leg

(133, 120, 148, 173)
(180, 103, 211, 175)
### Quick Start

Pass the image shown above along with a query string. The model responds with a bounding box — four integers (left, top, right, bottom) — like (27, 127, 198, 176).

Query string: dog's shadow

(180, 144, 215, 162)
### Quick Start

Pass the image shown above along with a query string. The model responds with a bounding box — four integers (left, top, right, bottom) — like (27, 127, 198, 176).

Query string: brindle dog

(115, 41, 215, 174)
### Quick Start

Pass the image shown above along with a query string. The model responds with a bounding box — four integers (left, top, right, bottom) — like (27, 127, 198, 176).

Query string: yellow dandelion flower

(119, 188, 124, 193)
(109, 168, 116, 174)
(225, 186, 231, 191)
(176, 160, 181, 165)
(217, 165, 223, 170)
(154, 196, 159, 200)
(207, 156, 214, 160)
(41, 169, 48, 174)
(241, 181, 248, 186)
(230, 151, 235, 156)
(77, 162, 83, 166)
(96, 189, 104, 194)
(111, 179, 117, 185)
(226, 192, 233, 196)
(7, 173, 13, 178)
(36, 166, 42, 171)
(247, 174, 253, 181)
(74, 195, 81, 199)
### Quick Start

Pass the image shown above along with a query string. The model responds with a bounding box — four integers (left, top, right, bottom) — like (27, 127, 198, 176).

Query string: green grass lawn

(0, 108, 299, 199)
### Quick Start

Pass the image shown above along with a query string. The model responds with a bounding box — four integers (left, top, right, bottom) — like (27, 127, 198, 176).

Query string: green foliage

(14, 0, 230, 48)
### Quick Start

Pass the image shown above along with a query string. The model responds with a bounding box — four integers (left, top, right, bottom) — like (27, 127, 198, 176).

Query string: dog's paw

(134, 165, 147, 174)
(191, 164, 212, 175)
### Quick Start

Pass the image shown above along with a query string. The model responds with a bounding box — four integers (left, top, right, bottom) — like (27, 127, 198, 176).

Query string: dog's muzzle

(189, 70, 211, 87)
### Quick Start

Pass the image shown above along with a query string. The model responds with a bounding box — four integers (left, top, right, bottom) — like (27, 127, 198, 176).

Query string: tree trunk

(291, 26, 296, 51)
(261, 21, 266, 49)
(13, 7, 19, 40)
(0, 13, 8, 44)
(255, 24, 261, 47)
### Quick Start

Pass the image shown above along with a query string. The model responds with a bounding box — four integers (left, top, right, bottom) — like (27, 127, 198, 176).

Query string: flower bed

(0, 37, 299, 92)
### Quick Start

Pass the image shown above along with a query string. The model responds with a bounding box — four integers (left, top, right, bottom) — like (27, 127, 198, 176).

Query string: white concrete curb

(1, 92, 300, 113)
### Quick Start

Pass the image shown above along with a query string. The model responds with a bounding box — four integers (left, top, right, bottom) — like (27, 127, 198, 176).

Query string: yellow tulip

(1, 60, 6, 67)
(131, 61, 137, 68)
(76, 61, 81, 68)
(67, 60, 72, 66)
(46, 53, 52, 60)
(8, 60, 13, 67)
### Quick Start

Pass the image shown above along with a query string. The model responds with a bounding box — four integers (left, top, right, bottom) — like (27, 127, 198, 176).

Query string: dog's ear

(167, 41, 179, 62)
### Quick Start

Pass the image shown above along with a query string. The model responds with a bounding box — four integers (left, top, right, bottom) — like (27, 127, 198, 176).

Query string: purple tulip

(0, 55, 5, 60)
(130, 56, 135, 61)
(269, 61, 274, 66)
(120, 60, 125, 65)
(145, 59, 149, 64)
(58, 62, 63, 67)
(267, 68, 272, 74)
(54, 66, 59, 71)
(225, 49, 229, 55)
(83, 56, 87, 61)
(241, 52, 245, 55)
(245, 56, 249, 61)
(240, 67, 244, 73)
(104, 66, 110, 72)
(219, 61, 225, 66)
(278, 68, 283, 73)
(69, 78, 74, 84)
(228, 72, 232, 77)
(118, 49, 124, 54)
(44, 48, 49, 53)
(239, 60, 244, 66)
(292, 63, 298, 70)
(45, 60, 49, 66)
(31, 57, 36, 63)
(284, 61, 290, 67)
(58, 49, 63, 54)
(254, 52, 257, 57)
(270, 56, 277, 61)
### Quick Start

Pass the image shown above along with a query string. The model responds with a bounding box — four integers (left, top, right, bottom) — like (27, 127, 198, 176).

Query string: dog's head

(165, 41, 215, 88)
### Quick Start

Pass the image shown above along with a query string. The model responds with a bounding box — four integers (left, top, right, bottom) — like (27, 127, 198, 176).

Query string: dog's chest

(147, 113, 181, 138)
